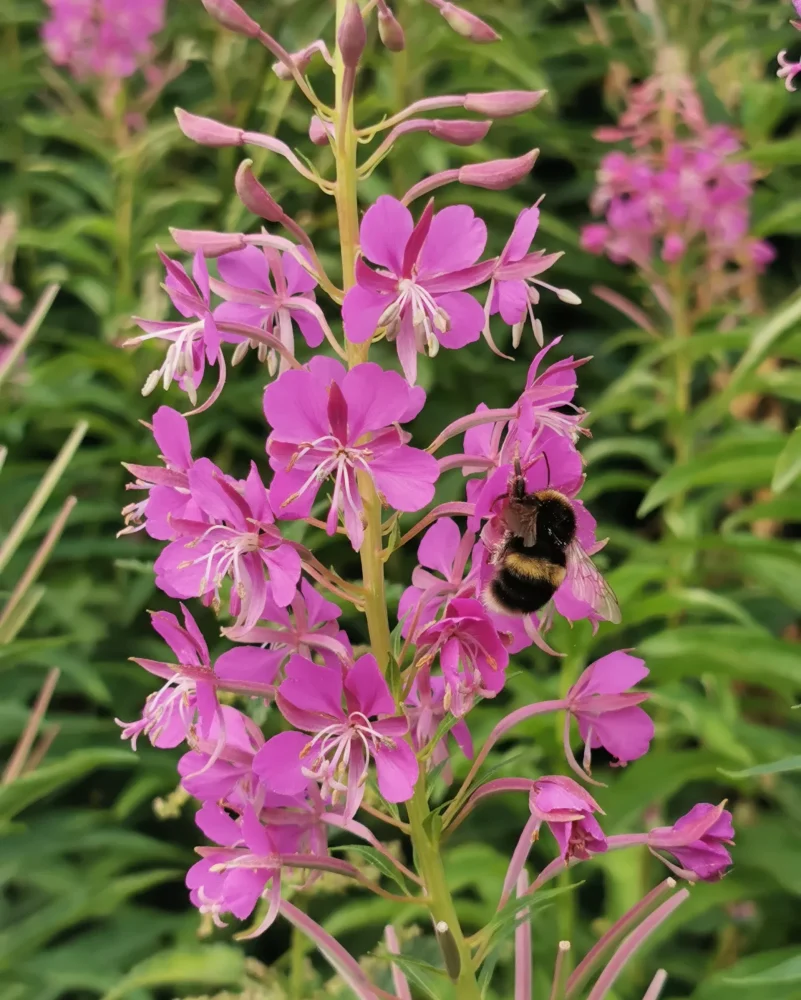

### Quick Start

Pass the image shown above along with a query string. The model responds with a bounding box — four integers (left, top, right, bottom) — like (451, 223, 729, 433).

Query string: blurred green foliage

(2, 0, 801, 997)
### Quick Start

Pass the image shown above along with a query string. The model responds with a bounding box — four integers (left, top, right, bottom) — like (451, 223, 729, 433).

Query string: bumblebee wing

(506, 503, 538, 547)
(565, 540, 621, 624)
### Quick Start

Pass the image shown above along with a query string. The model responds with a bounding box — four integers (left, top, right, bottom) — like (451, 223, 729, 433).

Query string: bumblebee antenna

(543, 450, 551, 488)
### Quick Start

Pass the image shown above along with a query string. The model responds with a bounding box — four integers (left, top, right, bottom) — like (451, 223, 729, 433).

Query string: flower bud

(235, 160, 285, 222)
(556, 288, 581, 305)
(458, 149, 539, 191)
(272, 40, 332, 81)
(464, 90, 546, 117)
(337, 2, 367, 69)
(170, 228, 245, 256)
(438, 2, 500, 43)
(430, 119, 491, 146)
(200, 0, 261, 37)
(175, 108, 243, 147)
(309, 115, 335, 146)
(378, 5, 405, 51)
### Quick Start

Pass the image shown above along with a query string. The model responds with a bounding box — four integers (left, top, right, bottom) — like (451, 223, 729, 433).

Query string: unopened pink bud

(438, 2, 499, 43)
(309, 115, 334, 145)
(430, 119, 491, 145)
(235, 161, 285, 222)
(459, 149, 539, 191)
(200, 0, 260, 37)
(170, 229, 245, 256)
(464, 90, 546, 117)
(378, 6, 405, 51)
(272, 40, 332, 81)
(175, 108, 243, 147)
(338, 2, 367, 69)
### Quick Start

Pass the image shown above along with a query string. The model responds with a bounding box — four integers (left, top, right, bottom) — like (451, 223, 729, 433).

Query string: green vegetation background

(2, 0, 801, 997)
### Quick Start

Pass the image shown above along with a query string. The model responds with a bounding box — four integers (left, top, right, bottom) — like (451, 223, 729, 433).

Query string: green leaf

(721, 756, 801, 779)
(741, 138, 801, 167)
(0, 749, 137, 822)
(638, 434, 785, 516)
(773, 425, 801, 493)
(100, 945, 245, 1000)
(724, 955, 801, 986)
(385, 954, 447, 1000)
(329, 844, 411, 894)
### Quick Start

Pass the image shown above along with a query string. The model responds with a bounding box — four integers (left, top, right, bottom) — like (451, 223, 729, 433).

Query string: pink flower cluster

(42, 0, 165, 80)
(117, 0, 736, 990)
(581, 71, 773, 315)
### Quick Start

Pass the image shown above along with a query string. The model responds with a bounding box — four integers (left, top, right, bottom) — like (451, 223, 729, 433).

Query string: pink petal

(196, 802, 242, 846)
(342, 364, 420, 440)
(342, 284, 393, 344)
(188, 458, 248, 526)
(417, 205, 487, 276)
(215, 646, 282, 687)
(494, 279, 528, 325)
(253, 730, 310, 795)
(433, 291, 485, 348)
(395, 313, 419, 384)
(263, 369, 330, 442)
(373, 740, 418, 803)
(283, 250, 317, 295)
(580, 706, 654, 763)
(217, 245, 272, 292)
(370, 446, 438, 511)
(417, 517, 461, 578)
(264, 543, 302, 608)
(268, 467, 318, 519)
(574, 651, 648, 697)
(291, 306, 325, 348)
(278, 655, 344, 728)
(152, 406, 192, 469)
(359, 195, 413, 274)
(343, 654, 395, 718)
(504, 205, 540, 262)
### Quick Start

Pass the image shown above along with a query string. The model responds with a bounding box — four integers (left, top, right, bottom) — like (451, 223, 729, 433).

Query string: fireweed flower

(486, 203, 578, 350)
(226, 579, 350, 668)
(264, 356, 438, 550)
(414, 597, 509, 717)
(647, 803, 734, 882)
(120, 405, 199, 539)
(253, 654, 419, 818)
(529, 775, 607, 862)
(778, 50, 801, 92)
(154, 458, 302, 629)
(42, 0, 165, 80)
(564, 650, 654, 777)
(179, 705, 264, 808)
(212, 245, 324, 373)
(406, 673, 473, 782)
(127, 250, 224, 409)
(342, 195, 495, 383)
(188, 804, 295, 933)
(116, 605, 280, 751)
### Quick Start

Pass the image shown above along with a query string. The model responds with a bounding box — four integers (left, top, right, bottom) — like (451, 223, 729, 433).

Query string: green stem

(289, 920, 307, 998)
(665, 268, 693, 589)
(406, 781, 483, 999)
(333, 0, 392, 672)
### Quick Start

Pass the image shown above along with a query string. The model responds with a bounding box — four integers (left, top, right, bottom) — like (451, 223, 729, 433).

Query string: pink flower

(487, 204, 578, 348)
(415, 597, 509, 716)
(120, 406, 199, 539)
(264, 357, 438, 550)
(406, 673, 472, 783)
(212, 245, 323, 372)
(42, 0, 165, 80)
(117, 605, 280, 751)
(518, 337, 590, 443)
(179, 706, 264, 808)
(397, 517, 476, 638)
(154, 459, 301, 629)
(564, 650, 653, 775)
(342, 196, 495, 383)
(187, 804, 294, 931)
(529, 775, 607, 862)
(226, 579, 350, 666)
(253, 654, 418, 818)
(647, 803, 734, 882)
(127, 251, 224, 408)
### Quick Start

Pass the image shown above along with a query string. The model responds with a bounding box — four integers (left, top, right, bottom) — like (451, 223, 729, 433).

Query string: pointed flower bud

(430, 119, 491, 145)
(309, 115, 335, 145)
(435, 1, 500, 43)
(378, 3, 405, 51)
(175, 108, 243, 147)
(235, 161, 285, 223)
(200, 0, 261, 37)
(464, 90, 546, 117)
(459, 149, 539, 191)
(272, 40, 333, 81)
(338, 2, 367, 69)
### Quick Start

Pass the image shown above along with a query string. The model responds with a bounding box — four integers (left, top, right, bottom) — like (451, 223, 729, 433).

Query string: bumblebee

(483, 459, 621, 623)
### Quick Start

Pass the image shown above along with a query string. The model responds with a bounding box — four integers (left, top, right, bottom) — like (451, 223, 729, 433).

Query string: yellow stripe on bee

(502, 552, 566, 587)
